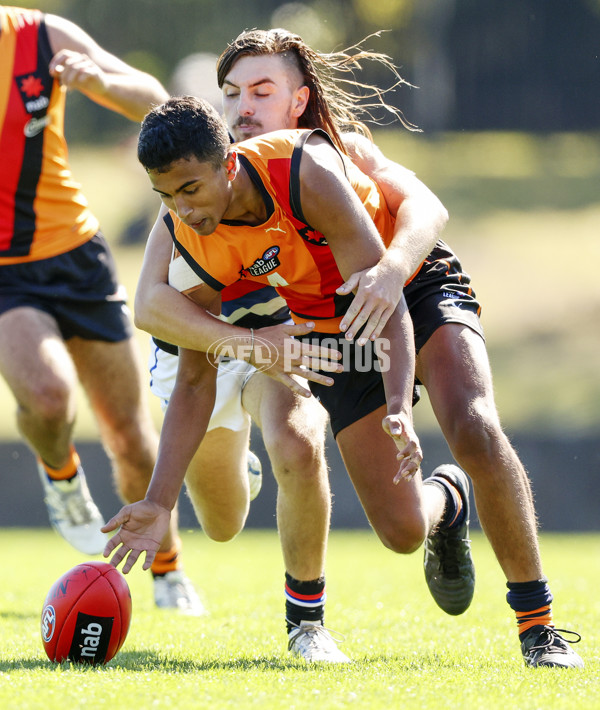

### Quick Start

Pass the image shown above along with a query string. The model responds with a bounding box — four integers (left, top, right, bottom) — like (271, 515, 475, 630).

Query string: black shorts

(405, 239, 484, 353)
(0, 233, 132, 342)
(304, 241, 483, 436)
(300, 332, 420, 438)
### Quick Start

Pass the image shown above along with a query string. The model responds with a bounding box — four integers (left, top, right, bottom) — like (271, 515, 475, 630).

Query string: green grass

(0, 529, 598, 709)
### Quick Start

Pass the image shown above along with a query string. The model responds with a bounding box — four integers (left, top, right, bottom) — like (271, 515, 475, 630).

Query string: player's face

(149, 157, 233, 235)
(222, 54, 309, 141)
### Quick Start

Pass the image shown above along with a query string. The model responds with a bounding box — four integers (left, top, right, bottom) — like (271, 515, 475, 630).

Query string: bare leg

(416, 324, 543, 582)
(66, 335, 182, 552)
(242, 373, 330, 581)
(0, 307, 78, 467)
(183, 425, 252, 540)
(335, 405, 446, 553)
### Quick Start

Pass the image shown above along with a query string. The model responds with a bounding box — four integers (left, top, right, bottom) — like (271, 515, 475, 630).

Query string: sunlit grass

(0, 529, 598, 710)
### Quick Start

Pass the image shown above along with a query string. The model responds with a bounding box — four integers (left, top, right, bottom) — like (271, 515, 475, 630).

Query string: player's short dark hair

(138, 96, 230, 172)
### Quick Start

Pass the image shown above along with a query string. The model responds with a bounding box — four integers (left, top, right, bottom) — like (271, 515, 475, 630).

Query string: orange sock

(516, 605, 554, 635)
(445, 482, 463, 528)
(151, 538, 182, 577)
(39, 445, 80, 481)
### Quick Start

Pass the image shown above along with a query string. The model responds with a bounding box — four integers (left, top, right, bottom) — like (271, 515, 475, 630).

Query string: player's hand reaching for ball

(102, 500, 171, 573)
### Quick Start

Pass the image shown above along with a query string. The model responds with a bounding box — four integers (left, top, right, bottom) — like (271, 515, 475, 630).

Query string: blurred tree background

(15, 0, 600, 138)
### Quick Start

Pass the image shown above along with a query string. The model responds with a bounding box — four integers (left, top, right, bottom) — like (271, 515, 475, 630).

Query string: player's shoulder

(235, 129, 307, 156)
(341, 131, 380, 163)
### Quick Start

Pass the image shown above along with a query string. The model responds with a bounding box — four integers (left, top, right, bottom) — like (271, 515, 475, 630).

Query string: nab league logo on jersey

(243, 246, 281, 278)
(16, 72, 51, 137)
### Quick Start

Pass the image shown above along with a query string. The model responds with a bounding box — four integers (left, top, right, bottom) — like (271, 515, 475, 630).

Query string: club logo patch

(243, 246, 281, 278)
(15, 72, 50, 114)
(16, 71, 52, 137)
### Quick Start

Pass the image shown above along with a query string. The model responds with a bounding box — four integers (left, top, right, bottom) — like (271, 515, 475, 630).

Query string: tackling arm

(344, 132, 448, 282)
(134, 206, 342, 397)
(339, 133, 448, 342)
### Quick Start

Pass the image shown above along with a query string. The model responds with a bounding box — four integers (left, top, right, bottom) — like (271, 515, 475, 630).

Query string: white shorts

(148, 340, 255, 432)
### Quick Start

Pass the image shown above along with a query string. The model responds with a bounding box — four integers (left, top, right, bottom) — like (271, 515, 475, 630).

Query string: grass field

(0, 529, 598, 709)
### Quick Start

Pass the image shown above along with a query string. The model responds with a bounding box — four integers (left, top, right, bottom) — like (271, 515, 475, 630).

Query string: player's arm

(45, 14, 168, 120)
(299, 135, 422, 479)
(134, 206, 341, 396)
(103, 345, 218, 573)
(134, 205, 232, 351)
(338, 133, 448, 343)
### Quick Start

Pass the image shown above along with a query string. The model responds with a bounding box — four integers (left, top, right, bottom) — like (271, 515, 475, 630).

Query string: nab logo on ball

(41, 561, 132, 665)
(69, 613, 113, 664)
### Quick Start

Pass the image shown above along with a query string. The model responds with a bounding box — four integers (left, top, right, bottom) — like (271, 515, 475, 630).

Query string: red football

(41, 561, 132, 665)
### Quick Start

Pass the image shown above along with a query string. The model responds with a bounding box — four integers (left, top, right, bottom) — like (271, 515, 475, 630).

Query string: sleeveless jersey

(168, 129, 401, 334)
(168, 249, 289, 329)
(0, 7, 98, 264)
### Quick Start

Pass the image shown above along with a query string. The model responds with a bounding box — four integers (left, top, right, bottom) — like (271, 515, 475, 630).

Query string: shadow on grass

(1, 650, 515, 673)
(0, 651, 318, 673)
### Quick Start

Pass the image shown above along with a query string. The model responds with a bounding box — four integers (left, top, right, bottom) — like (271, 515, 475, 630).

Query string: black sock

(285, 572, 326, 633)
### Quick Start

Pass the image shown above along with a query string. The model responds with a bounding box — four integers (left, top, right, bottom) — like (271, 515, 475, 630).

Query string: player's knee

(268, 431, 325, 484)
(446, 404, 505, 474)
(375, 514, 427, 555)
(26, 378, 73, 427)
(199, 515, 246, 542)
(187, 486, 248, 541)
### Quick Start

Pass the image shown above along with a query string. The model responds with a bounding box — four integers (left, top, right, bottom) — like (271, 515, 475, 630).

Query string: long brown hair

(216, 29, 417, 153)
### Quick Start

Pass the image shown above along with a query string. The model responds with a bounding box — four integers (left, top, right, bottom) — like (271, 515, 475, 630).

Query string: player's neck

(223, 162, 267, 226)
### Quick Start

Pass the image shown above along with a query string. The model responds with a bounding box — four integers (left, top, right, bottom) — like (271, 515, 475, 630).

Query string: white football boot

(288, 621, 351, 663)
(37, 463, 107, 555)
(153, 570, 206, 616)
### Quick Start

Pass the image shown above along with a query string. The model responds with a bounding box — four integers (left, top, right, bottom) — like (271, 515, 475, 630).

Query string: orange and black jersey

(0, 7, 98, 264)
(166, 129, 413, 334)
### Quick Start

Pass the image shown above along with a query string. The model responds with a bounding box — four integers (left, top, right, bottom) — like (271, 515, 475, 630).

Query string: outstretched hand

(101, 500, 171, 574)
(382, 413, 423, 483)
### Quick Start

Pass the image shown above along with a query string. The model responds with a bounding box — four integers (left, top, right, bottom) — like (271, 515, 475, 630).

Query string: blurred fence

(1, 428, 597, 532)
